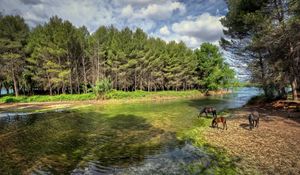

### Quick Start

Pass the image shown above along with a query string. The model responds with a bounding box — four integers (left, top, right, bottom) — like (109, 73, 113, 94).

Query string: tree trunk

(258, 52, 269, 97)
(134, 69, 137, 91)
(5, 86, 9, 95)
(289, 43, 298, 100)
(68, 56, 73, 94)
(12, 70, 19, 97)
(82, 56, 88, 93)
(97, 40, 100, 81)
(76, 63, 80, 94)
(0, 83, 2, 97)
(290, 76, 298, 100)
(47, 73, 52, 96)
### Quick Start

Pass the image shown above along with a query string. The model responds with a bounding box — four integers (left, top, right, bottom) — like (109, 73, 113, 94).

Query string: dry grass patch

(203, 106, 300, 175)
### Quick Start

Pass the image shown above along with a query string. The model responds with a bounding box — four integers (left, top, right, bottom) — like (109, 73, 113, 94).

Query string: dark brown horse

(198, 107, 217, 118)
(248, 111, 259, 130)
(212, 116, 227, 130)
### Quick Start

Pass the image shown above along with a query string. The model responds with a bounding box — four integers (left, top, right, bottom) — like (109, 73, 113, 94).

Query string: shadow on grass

(239, 123, 251, 130)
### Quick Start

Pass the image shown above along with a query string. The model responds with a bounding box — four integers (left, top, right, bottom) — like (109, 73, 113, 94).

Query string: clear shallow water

(0, 87, 261, 174)
(0, 88, 13, 95)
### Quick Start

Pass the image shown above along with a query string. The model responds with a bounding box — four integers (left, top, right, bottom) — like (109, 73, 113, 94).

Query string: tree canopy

(0, 15, 236, 96)
(221, 0, 300, 100)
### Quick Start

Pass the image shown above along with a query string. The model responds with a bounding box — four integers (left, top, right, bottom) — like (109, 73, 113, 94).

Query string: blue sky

(0, 0, 228, 48)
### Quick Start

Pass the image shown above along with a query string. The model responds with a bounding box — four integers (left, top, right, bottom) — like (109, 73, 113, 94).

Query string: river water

(0, 87, 262, 174)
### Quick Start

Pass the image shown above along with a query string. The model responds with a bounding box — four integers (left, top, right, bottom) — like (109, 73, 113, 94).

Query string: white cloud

(119, 1, 185, 20)
(121, 5, 134, 17)
(119, 1, 185, 31)
(159, 25, 170, 35)
(139, 1, 185, 20)
(172, 13, 224, 42)
(0, 0, 225, 48)
(0, 0, 116, 32)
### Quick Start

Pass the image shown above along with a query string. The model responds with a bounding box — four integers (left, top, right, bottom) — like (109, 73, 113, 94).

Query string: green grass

(0, 90, 203, 103)
(0, 93, 96, 103)
(105, 89, 202, 99)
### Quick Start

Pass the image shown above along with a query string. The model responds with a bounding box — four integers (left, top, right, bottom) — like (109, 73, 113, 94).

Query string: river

(0, 87, 262, 174)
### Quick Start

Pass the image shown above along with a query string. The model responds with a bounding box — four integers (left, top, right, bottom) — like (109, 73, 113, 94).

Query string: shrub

(93, 78, 112, 99)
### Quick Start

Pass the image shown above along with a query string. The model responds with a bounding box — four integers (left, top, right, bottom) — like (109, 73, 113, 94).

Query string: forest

(0, 15, 235, 97)
(221, 0, 300, 100)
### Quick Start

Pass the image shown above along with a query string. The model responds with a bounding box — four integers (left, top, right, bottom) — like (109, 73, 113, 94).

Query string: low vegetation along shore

(0, 89, 231, 104)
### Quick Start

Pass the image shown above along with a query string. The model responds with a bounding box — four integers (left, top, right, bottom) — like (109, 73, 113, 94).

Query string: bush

(93, 78, 112, 99)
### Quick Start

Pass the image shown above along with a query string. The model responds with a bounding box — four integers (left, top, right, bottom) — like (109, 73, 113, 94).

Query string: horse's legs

(248, 119, 252, 130)
(224, 121, 227, 130)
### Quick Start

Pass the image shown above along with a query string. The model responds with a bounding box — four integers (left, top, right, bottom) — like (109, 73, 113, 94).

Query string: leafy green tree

(93, 78, 112, 99)
(194, 43, 234, 90)
(222, 0, 300, 100)
(0, 15, 29, 96)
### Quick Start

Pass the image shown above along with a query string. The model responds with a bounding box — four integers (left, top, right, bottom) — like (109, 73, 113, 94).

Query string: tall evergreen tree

(0, 15, 29, 97)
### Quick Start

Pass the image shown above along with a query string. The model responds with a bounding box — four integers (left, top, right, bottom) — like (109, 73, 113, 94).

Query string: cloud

(0, 0, 227, 48)
(159, 25, 170, 35)
(20, 0, 42, 5)
(120, 1, 186, 20)
(121, 5, 134, 17)
(172, 13, 224, 42)
(0, 0, 116, 32)
(138, 1, 185, 20)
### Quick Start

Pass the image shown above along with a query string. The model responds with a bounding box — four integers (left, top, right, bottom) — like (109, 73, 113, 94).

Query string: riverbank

(0, 89, 232, 112)
(201, 100, 300, 175)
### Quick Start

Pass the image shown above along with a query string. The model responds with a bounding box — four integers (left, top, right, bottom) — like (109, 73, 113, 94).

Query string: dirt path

(204, 106, 300, 175)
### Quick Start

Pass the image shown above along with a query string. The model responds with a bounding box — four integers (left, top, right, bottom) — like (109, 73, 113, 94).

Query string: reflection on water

(73, 142, 212, 175)
(0, 87, 261, 174)
(0, 88, 13, 95)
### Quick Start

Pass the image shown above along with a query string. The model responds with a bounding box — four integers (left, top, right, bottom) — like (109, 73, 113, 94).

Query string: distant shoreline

(0, 89, 232, 112)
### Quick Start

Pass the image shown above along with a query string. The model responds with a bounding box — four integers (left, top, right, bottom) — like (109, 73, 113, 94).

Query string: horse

(211, 116, 227, 130)
(248, 111, 259, 130)
(198, 107, 217, 118)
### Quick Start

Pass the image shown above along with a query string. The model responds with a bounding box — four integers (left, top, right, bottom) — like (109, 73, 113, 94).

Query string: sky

(0, 0, 228, 48)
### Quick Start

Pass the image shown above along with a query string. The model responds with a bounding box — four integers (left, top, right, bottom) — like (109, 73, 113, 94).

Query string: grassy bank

(0, 90, 207, 103)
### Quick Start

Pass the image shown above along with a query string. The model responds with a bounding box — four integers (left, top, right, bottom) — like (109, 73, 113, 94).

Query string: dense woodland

(0, 14, 235, 97)
(221, 0, 300, 100)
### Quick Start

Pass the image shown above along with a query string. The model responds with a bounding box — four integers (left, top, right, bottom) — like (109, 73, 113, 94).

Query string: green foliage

(0, 90, 203, 103)
(104, 90, 202, 99)
(93, 78, 112, 98)
(1, 14, 236, 98)
(0, 93, 96, 103)
(222, 0, 300, 100)
(0, 15, 29, 97)
(194, 43, 235, 90)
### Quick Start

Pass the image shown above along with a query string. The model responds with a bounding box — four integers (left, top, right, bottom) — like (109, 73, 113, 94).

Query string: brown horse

(198, 107, 217, 118)
(212, 116, 227, 130)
